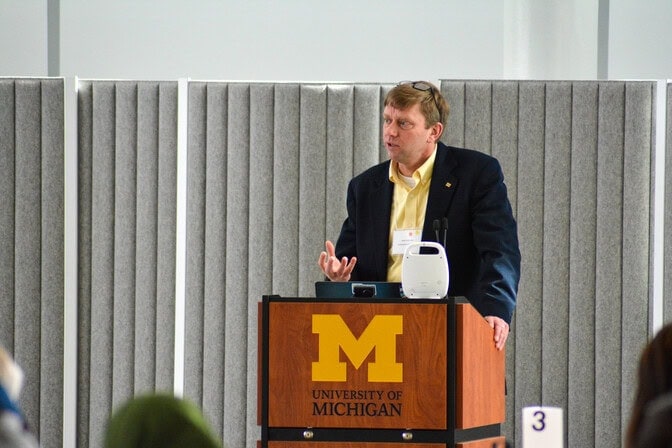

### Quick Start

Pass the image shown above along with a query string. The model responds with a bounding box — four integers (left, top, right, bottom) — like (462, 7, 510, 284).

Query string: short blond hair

(384, 81, 450, 129)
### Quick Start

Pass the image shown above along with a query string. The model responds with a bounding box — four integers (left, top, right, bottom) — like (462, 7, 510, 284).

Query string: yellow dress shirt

(386, 147, 437, 281)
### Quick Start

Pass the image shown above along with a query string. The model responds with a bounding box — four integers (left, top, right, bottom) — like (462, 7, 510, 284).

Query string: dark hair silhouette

(633, 392, 672, 448)
(625, 323, 672, 448)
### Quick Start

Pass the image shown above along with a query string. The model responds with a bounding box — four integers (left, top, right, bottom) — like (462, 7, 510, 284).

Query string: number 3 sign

(522, 406, 563, 447)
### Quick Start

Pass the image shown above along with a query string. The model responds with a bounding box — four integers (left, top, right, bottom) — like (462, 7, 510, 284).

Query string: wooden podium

(258, 296, 506, 448)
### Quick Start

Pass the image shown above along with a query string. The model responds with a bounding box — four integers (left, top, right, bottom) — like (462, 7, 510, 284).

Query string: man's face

(383, 103, 438, 175)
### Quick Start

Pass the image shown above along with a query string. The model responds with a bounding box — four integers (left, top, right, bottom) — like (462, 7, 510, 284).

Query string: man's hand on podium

(485, 316, 509, 351)
(318, 240, 357, 282)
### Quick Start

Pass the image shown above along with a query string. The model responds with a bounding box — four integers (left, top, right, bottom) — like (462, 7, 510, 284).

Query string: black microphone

(433, 219, 441, 244)
(442, 217, 449, 249)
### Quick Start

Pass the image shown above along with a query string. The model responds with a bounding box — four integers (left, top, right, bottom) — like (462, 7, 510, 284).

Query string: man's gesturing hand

(318, 240, 357, 282)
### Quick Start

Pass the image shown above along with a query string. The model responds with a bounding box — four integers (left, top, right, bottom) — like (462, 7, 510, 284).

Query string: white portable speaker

(401, 241, 449, 299)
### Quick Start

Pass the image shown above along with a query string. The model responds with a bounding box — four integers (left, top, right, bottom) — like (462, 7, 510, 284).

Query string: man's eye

(399, 121, 411, 129)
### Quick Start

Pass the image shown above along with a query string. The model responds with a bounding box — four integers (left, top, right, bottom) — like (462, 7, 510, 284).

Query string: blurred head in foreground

(104, 393, 222, 448)
(0, 346, 24, 403)
(626, 323, 672, 448)
(0, 345, 39, 448)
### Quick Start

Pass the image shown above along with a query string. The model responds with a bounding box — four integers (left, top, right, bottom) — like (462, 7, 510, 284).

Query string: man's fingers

(339, 257, 354, 277)
(344, 256, 357, 274)
(324, 256, 347, 281)
(331, 256, 357, 281)
(494, 324, 508, 350)
(495, 330, 508, 350)
(332, 256, 345, 276)
(485, 316, 509, 351)
(327, 257, 339, 278)
(318, 251, 327, 269)
(318, 242, 357, 281)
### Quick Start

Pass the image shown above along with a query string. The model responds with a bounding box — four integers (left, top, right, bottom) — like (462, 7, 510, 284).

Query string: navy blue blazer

(334, 142, 520, 323)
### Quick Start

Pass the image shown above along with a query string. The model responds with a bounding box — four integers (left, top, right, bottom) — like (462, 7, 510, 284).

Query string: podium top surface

(264, 293, 469, 305)
(315, 281, 403, 299)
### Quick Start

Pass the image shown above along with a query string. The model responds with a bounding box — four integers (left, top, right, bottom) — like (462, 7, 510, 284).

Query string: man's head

(382, 81, 450, 176)
(384, 81, 449, 133)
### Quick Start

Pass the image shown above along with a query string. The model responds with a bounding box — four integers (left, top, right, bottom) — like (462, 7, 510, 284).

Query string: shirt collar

(388, 144, 438, 187)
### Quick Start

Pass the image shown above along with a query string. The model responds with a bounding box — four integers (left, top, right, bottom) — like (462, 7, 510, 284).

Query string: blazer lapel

(368, 167, 394, 280)
(423, 144, 458, 241)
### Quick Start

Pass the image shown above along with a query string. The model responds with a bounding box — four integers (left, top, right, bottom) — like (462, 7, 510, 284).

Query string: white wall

(0, 1, 671, 81)
(57, 0, 506, 82)
(503, 0, 600, 79)
(0, 1, 48, 76)
(609, 0, 672, 79)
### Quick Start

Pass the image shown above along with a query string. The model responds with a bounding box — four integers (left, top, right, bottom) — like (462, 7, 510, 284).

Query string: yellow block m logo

(312, 314, 403, 382)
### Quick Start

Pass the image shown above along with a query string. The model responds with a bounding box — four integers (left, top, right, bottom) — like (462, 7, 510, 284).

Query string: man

(318, 81, 520, 350)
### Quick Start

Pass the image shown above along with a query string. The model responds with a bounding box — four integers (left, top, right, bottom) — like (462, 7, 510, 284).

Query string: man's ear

(429, 122, 444, 142)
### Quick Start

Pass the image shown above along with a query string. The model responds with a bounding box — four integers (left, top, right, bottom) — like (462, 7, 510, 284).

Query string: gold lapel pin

(445, 182, 452, 188)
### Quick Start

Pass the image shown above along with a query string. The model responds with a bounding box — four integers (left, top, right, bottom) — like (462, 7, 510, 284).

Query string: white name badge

(391, 228, 422, 255)
(522, 406, 563, 448)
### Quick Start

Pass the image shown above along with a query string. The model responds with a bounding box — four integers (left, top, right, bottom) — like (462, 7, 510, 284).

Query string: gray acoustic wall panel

(0, 78, 64, 448)
(179, 79, 660, 448)
(77, 80, 178, 448)
(666, 83, 672, 323)
(442, 80, 655, 448)
(1, 76, 666, 448)
(567, 82, 600, 445)
(185, 82, 392, 447)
